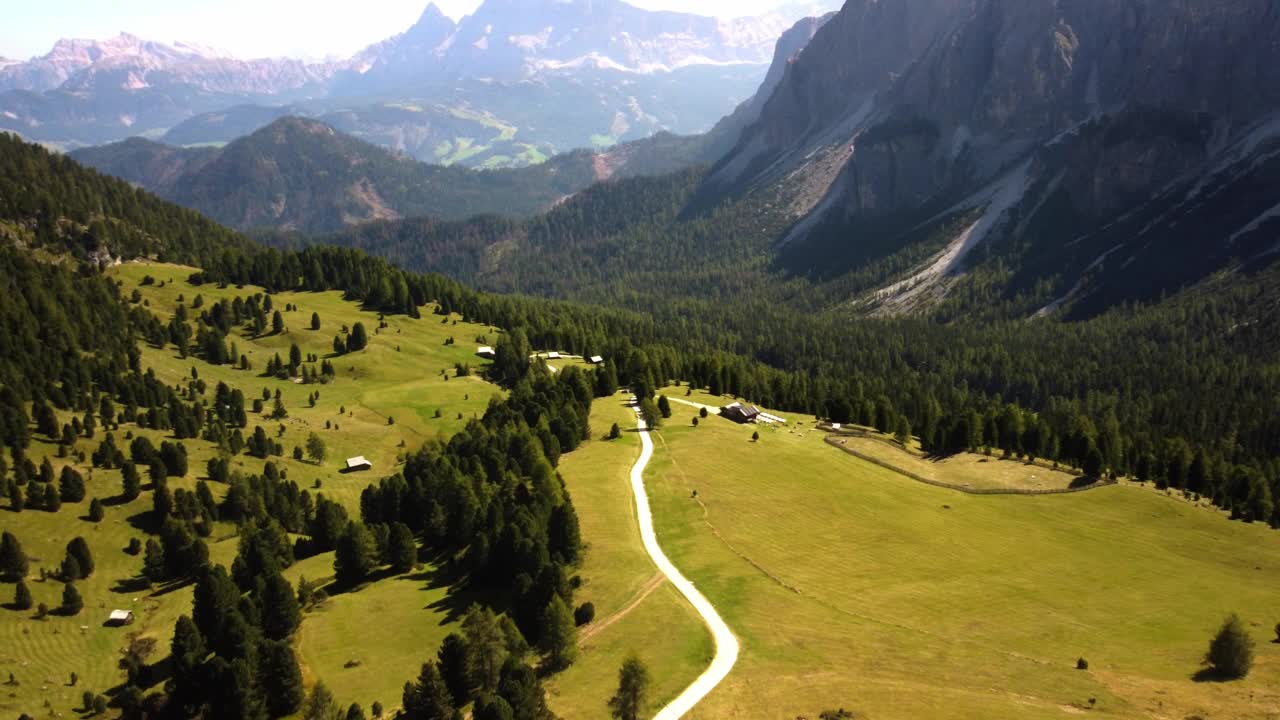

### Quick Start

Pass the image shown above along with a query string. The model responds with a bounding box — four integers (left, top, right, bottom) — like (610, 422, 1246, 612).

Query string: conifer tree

(43, 483, 61, 512)
(538, 596, 578, 671)
(387, 522, 417, 574)
(1204, 613, 1255, 679)
(61, 581, 82, 615)
(260, 572, 302, 640)
(334, 521, 378, 588)
(59, 466, 86, 499)
(66, 537, 93, 578)
(607, 655, 650, 720)
(122, 461, 141, 500)
(302, 682, 343, 720)
(13, 579, 32, 610)
(437, 633, 473, 707)
(88, 497, 105, 522)
(259, 638, 305, 717)
(311, 312, 321, 330)
(349, 322, 369, 352)
(0, 531, 28, 580)
(402, 661, 455, 720)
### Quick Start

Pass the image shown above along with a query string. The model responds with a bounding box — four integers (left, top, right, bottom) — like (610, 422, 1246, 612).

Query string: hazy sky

(1, 0, 817, 62)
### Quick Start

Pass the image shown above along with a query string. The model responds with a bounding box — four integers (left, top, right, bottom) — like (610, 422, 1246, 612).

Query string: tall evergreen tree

(437, 633, 474, 707)
(538, 596, 578, 671)
(260, 571, 302, 640)
(61, 581, 82, 615)
(0, 531, 27, 580)
(334, 521, 378, 588)
(59, 466, 86, 502)
(66, 537, 94, 578)
(402, 661, 455, 720)
(348, 322, 369, 352)
(259, 638, 305, 717)
(607, 655, 650, 720)
(13, 579, 32, 610)
(387, 522, 417, 574)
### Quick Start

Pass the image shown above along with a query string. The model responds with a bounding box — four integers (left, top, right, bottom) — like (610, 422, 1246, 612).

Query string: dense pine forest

(259, 167, 1280, 529)
(4, 129, 1276, 536)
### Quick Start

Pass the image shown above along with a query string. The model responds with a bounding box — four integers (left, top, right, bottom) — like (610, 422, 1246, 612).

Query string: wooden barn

(345, 456, 373, 472)
(721, 402, 762, 424)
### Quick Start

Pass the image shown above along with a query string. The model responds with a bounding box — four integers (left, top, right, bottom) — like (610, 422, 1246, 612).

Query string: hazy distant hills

(0, 0, 840, 165)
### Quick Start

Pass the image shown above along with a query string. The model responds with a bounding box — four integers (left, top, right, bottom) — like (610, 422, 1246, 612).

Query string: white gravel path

(630, 405, 739, 719)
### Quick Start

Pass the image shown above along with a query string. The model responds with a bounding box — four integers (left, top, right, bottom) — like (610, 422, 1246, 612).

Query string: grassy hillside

(543, 392, 711, 718)
(634, 390, 1280, 719)
(0, 260, 507, 718)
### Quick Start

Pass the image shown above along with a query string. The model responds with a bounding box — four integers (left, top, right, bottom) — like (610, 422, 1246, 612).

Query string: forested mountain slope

(69, 117, 604, 233)
(275, 167, 1280, 533)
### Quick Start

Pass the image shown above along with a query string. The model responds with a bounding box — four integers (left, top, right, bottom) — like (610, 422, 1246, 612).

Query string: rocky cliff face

(714, 0, 1280, 316)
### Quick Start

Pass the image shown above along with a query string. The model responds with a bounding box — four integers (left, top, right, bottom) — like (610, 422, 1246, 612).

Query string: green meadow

(637, 389, 1280, 719)
(1, 261, 508, 718)
(543, 392, 711, 718)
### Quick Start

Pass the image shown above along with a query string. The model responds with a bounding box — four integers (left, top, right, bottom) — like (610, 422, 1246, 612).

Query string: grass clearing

(833, 432, 1082, 492)
(641, 388, 1280, 719)
(544, 393, 710, 718)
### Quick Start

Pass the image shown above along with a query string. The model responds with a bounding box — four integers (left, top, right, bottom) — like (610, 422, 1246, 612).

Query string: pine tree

(657, 395, 671, 418)
(302, 682, 343, 720)
(7, 482, 22, 512)
(334, 521, 378, 588)
(638, 397, 660, 430)
(13, 580, 32, 610)
(59, 466, 86, 502)
(307, 432, 327, 464)
(88, 497, 105, 522)
(437, 633, 473, 706)
(143, 539, 166, 582)
(272, 310, 285, 335)
(349, 322, 369, 352)
(387, 522, 417, 574)
(60, 555, 82, 582)
(168, 615, 207, 714)
(61, 581, 83, 615)
(608, 655, 650, 720)
(260, 572, 302, 640)
(259, 638, 305, 717)
(311, 312, 321, 331)
(538, 596, 578, 671)
(0, 531, 27, 580)
(43, 483, 61, 512)
(122, 461, 141, 500)
(402, 661, 455, 720)
(1204, 613, 1255, 679)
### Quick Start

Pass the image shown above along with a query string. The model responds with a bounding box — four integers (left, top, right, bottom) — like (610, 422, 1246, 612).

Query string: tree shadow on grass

(110, 576, 153, 595)
(101, 494, 136, 508)
(1191, 667, 1246, 683)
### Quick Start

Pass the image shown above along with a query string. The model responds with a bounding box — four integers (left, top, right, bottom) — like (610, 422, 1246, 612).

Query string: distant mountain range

(200, 0, 1280, 326)
(69, 10, 833, 234)
(0, 0, 840, 166)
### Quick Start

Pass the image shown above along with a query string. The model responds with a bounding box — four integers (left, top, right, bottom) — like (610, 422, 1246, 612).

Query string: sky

(0, 0, 821, 62)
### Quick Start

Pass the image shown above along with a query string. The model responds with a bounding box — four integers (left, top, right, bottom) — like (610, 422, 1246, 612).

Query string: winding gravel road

(630, 405, 739, 719)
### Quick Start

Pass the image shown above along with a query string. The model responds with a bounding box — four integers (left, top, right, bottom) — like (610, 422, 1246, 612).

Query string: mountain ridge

(1, 0, 840, 162)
